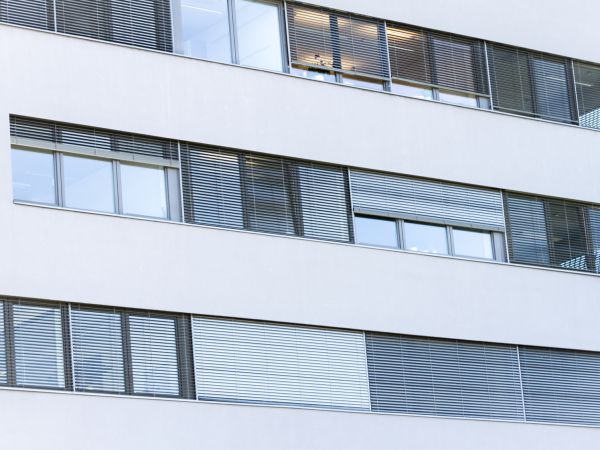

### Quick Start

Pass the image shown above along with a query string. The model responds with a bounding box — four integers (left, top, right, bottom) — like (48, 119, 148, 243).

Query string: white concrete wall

(304, 0, 600, 63)
(1, 389, 598, 450)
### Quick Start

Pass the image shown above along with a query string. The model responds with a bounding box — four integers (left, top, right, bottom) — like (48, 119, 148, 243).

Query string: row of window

(2, 1, 599, 129)
(10, 116, 600, 274)
(1, 297, 599, 426)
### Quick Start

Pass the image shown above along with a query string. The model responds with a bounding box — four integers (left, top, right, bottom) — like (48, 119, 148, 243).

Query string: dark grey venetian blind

(180, 143, 352, 242)
(366, 333, 524, 421)
(286, 2, 389, 79)
(519, 346, 600, 426)
(504, 193, 597, 273)
(573, 61, 600, 130)
(0, 0, 54, 30)
(10, 116, 178, 160)
(0, 302, 6, 385)
(55, 0, 172, 51)
(488, 44, 576, 123)
(386, 24, 488, 95)
(350, 169, 505, 229)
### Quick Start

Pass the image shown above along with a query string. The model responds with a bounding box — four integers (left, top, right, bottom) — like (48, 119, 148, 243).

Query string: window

(438, 90, 479, 108)
(391, 81, 433, 100)
(0, 0, 54, 30)
(452, 229, 494, 259)
(286, 3, 388, 88)
(12, 149, 56, 205)
(63, 155, 115, 213)
(12, 303, 65, 389)
(573, 61, 600, 130)
(355, 216, 398, 248)
(404, 222, 449, 255)
(172, 0, 285, 70)
(120, 164, 168, 219)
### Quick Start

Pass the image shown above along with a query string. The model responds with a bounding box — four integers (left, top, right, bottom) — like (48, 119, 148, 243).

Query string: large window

(12, 149, 57, 205)
(172, 0, 285, 71)
(63, 155, 115, 213)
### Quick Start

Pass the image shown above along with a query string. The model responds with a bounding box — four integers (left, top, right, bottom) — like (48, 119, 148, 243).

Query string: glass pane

(121, 164, 168, 219)
(235, 0, 283, 71)
(129, 315, 180, 397)
(453, 229, 494, 259)
(175, 0, 232, 63)
(63, 155, 115, 213)
(12, 149, 56, 204)
(574, 62, 600, 130)
(342, 75, 384, 91)
(291, 66, 336, 83)
(391, 81, 433, 100)
(355, 216, 398, 248)
(404, 222, 448, 255)
(71, 308, 125, 393)
(531, 57, 573, 122)
(13, 304, 65, 388)
(438, 90, 479, 107)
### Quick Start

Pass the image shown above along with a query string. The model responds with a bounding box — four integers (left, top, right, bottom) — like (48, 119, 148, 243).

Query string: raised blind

(573, 61, 600, 130)
(387, 23, 488, 95)
(0, 0, 54, 30)
(54, 0, 172, 51)
(180, 143, 352, 242)
(12, 302, 65, 389)
(10, 116, 178, 160)
(487, 43, 576, 123)
(519, 346, 600, 426)
(350, 169, 505, 229)
(286, 2, 389, 79)
(366, 333, 524, 421)
(192, 316, 371, 410)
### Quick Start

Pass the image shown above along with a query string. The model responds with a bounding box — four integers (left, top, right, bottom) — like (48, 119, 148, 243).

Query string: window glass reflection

(438, 90, 479, 107)
(355, 216, 398, 248)
(453, 229, 494, 259)
(63, 155, 115, 213)
(342, 75, 384, 91)
(404, 222, 448, 255)
(12, 149, 56, 205)
(235, 0, 283, 71)
(291, 66, 336, 82)
(175, 0, 232, 63)
(121, 164, 168, 219)
(391, 81, 433, 100)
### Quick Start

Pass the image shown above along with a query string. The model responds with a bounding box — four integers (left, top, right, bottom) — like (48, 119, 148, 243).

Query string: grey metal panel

(366, 333, 524, 421)
(12, 302, 65, 389)
(0, 0, 54, 30)
(519, 346, 600, 425)
(129, 314, 180, 397)
(193, 316, 371, 410)
(71, 306, 125, 394)
(350, 169, 505, 229)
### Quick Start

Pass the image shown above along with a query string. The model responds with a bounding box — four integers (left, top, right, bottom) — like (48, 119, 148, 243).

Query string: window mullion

(228, 0, 239, 65)
(114, 160, 123, 214)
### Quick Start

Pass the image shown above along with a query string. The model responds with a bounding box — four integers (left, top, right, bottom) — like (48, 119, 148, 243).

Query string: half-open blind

(488, 44, 576, 123)
(0, 0, 54, 30)
(574, 61, 600, 130)
(12, 302, 65, 389)
(366, 333, 524, 421)
(71, 306, 125, 394)
(350, 169, 505, 229)
(387, 24, 487, 95)
(55, 0, 172, 51)
(286, 2, 389, 79)
(193, 317, 371, 410)
(10, 116, 178, 160)
(519, 346, 600, 426)
(180, 144, 351, 242)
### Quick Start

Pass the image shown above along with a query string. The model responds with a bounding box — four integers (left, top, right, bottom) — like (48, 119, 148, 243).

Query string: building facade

(1, 0, 600, 448)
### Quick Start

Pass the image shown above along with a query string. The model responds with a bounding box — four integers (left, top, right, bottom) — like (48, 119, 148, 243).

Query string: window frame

(11, 141, 181, 221)
(354, 214, 504, 262)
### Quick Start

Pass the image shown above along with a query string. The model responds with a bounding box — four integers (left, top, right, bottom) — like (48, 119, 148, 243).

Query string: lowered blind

(573, 61, 600, 130)
(10, 116, 178, 160)
(180, 144, 352, 242)
(0, 302, 6, 385)
(193, 317, 371, 410)
(71, 306, 126, 394)
(350, 169, 505, 229)
(387, 24, 488, 95)
(0, 0, 54, 30)
(286, 2, 389, 79)
(504, 193, 598, 273)
(488, 44, 576, 123)
(366, 333, 524, 421)
(55, 0, 172, 51)
(12, 302, 65, 389)
(519, 346, 600, 426)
